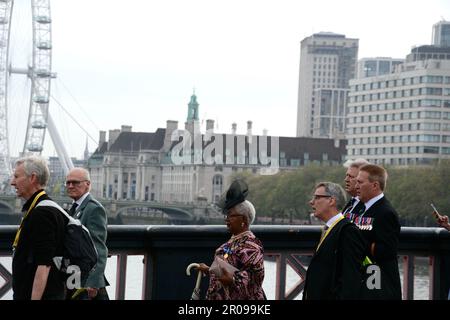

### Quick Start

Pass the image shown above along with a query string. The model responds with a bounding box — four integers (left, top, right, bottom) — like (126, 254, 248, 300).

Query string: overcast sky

(7, 0, 450, 159)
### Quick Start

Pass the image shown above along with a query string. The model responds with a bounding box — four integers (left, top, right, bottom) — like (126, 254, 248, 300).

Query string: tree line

(234, 160, 450, 227)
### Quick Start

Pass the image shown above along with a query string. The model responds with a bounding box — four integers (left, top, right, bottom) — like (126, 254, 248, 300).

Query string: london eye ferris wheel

(0, 0, 73, 188)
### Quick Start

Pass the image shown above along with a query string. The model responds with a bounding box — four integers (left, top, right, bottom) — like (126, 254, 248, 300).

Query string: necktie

(358, 204, 366, 216)
(69, 203, 78, 217)
(343, 198, 356, 214)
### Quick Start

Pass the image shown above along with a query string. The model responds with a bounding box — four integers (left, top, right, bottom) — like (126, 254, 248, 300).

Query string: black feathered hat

(217, 180, 249, 213)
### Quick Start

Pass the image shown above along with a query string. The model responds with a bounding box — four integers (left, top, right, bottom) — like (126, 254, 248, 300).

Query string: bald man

(65, 167, 109, 300)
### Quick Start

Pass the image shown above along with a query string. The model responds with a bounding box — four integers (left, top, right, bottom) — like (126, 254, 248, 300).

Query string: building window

(423, 146, 439, 154)
(145, 186, 149, 201)
(212, 175, 223, 202)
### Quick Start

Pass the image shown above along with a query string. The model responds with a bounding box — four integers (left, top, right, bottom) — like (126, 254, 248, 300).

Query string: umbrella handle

(186, 263, 203, 290)
(186, 263, 200, 276)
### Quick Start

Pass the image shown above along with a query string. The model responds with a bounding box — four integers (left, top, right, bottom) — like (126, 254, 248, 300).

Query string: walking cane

(186, 262, 203, 300)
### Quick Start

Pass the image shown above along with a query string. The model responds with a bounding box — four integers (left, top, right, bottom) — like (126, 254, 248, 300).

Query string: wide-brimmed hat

(217, 180, 249, 212)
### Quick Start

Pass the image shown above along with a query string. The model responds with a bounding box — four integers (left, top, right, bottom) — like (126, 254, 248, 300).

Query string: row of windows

(279, 159, 340, 167)
(352, 76, 450, 91)
(347, 118, 450, 135)
(349, 134, 450, 145)
(312, 41, 357, 47)
(348, 146, 449, 156)
(370, 157, 445, 166)
(348, 134, 450, 146)
(313, 77, 335, 84)
(313, 71, 337, 77)
(349, 99, 450, 113)
(350, 87, 449, 103)
(314, 56, 338, 63)
(313, 64, 336, 70)
(348, 111, 450, 124)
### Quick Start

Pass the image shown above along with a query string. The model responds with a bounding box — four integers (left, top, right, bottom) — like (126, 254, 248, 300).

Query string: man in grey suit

(65, 167, 109, 300)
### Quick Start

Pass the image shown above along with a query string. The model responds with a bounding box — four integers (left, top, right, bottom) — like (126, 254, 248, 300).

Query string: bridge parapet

(0, 225, 449, 300)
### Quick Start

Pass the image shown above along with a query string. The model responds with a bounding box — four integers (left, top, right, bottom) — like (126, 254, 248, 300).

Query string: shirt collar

(73, 192, 90, 207)
(364, 193, 384, 211)
(326, 213, 344, 228)
(22, 189, 45, 211)
(352, 196, 360, 206)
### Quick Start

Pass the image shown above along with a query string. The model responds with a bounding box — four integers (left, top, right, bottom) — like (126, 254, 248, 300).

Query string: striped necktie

(343, 198, 356, 215)
(69, 203, 78, 217)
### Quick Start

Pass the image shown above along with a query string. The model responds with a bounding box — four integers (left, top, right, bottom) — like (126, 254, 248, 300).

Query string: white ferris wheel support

(0, 0, 73, 187)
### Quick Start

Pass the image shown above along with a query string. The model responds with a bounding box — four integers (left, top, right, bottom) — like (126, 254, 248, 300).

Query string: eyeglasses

(65, 180, 88, 187)
(311, 194, 332, 201)
(224, 213, 243, 219)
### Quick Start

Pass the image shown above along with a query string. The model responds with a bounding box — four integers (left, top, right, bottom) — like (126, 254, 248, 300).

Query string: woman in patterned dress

(196, 181, 266, 300)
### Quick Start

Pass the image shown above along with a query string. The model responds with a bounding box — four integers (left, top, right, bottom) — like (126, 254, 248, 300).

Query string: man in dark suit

(65, 167, 109, 300)
(343, 158, 368, 220)
(356, 164, 402, 300)
(303, 182, 365, 300)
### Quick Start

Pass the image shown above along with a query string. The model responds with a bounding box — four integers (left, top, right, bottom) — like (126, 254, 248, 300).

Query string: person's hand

(437, 215, 450, 231)
(196, 263, 210, 274)
(86, 287, 98, 299)
(218, 267, 234, 286)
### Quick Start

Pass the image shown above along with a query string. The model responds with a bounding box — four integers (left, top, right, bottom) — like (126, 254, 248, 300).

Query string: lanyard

(315, 215, 345, 252)
(12, 190, 46, 249)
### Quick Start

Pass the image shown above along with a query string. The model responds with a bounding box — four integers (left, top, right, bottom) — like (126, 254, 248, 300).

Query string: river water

(0, 255, 430, 300)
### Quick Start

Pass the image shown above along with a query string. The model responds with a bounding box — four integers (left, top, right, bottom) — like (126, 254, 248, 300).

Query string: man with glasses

(303, 182, 365, 300)
(65, 167, 109, 300)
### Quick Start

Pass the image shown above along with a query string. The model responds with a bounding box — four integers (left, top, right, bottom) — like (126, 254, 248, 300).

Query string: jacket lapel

(75, 193, 92, 219)
(363, 196, 385, 217)
(313, 222, 340, 256)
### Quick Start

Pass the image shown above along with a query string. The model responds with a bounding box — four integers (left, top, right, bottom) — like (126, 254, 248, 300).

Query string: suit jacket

(74, 193, 109, 288)
(358, 196, 401, 300)
(343, 198, 365, 221)
(303, 218, 366, 300)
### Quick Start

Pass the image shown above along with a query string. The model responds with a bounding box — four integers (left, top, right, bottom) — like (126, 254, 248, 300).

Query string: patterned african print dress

(206, 230, 266, 300)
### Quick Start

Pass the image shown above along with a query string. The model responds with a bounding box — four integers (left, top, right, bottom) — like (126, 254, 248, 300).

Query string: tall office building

(347, 59, 450, 166)
(296, 32, 358, 138)
(432, 20, 450, 47)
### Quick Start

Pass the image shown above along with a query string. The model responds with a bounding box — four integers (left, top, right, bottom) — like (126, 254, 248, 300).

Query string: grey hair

(71, 167, 91, 181)
(15, 156, 50, 187)
(234, 200, 256, 225)
(349, 158, 369, 169)
(314, 181, 347, 211)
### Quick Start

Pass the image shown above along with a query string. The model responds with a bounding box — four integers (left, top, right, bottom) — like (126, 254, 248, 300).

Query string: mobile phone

(430, 203, 442, 219)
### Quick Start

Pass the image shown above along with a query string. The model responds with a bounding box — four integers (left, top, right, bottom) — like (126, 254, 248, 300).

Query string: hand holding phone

(431, 203, 443, 220)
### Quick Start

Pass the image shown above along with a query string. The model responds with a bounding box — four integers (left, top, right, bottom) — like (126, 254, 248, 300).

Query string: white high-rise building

(432, 20, 450, 47)
(296, 32, 358, 138)
(347, 59, 450, 166)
